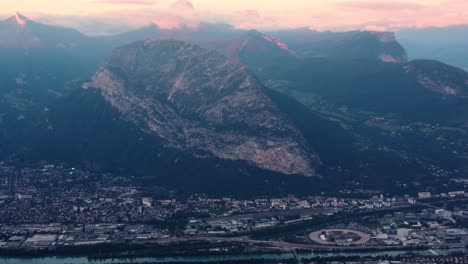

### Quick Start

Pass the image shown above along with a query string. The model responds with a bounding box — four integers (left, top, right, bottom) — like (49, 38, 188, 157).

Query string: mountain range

(2, 13, 468, 195)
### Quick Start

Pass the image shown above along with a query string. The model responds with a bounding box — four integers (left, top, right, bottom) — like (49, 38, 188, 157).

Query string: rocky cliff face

(374, 32, 408, 63)
(221, 30, 296, 58)
(84, 40, 318, 176)
(404, 59, 468, 95)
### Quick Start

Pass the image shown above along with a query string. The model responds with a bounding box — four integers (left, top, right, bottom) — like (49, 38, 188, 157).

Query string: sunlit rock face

(223, 30, 297, 58)
(405, 60, 468, 96)
(374, 32, 408, 63)
(13, 13, 28, 26)
(85, 40, 318, 176)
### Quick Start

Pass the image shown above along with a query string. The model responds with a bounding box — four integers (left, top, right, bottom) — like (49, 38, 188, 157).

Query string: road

(206, 208, 336, 223)
(145, 235, 467, 252)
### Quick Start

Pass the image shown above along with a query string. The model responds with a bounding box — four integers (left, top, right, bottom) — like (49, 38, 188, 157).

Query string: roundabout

(309, 228, 371, 246)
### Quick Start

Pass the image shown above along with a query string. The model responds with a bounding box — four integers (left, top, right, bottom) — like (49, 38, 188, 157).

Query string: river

(0, 248, 466, 264)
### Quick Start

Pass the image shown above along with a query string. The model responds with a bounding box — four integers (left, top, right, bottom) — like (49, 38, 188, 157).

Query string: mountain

(253, 55, 468, 122)
(101, 22, 243, 49)
(397, 26, 468, 71)
(209, 30, 298, 71)
(102, 24, 407, 66)
(100, 23, 294, 64)
(82, 40, 318, 176)
(25, 87, 342, 196)
(26, 40, 441, 194)
(0, 13, 106, 109)
(268, 28, 408, 63)
(20, 40, 364, 194)
(405, 59, 468, 96)
(215, 30, 296, 57)
(250, 56, 468, 186)
(2, 15, 468, 195)
(0, 13, 107, 158)
(0, 13, 88, 49)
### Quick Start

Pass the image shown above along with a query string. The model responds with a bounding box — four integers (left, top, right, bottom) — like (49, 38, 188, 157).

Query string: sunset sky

(1, 0, 467, 35)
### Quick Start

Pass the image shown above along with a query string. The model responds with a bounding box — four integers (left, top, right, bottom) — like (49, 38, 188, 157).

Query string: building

(142, 197, 153, 207)
(418, 192, 431, 199)
(448, 191, 465, 197)
(435, 209, 453, 219)
(397, 228, 412, 238)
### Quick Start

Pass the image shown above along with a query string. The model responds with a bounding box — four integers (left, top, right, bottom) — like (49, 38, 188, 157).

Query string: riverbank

(0, 247, 466, 264)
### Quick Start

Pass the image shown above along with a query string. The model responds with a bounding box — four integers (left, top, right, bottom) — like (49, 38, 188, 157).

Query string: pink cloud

(319, 0, 468, 31)
(237, 10, 260, 18)
(152, 17, 181, 29)
(151, 16, 200, 29)
(337, 1, 424, 11)
(97, 0, 155, 5)
(170, 0, 194, 9)
(13, 0, 468, 35)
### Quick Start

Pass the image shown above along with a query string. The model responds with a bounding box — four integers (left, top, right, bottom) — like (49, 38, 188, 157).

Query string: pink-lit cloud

(237, 10, 260, 18)
(2, 0, 468, 35)
(329, 0, 468, 31)
(170, 0, 194, 9)
(151, 16, 198, 29)
(96, 0, 156, 5)
(152, 17, 182, 28)
(337, 1, 424, 11)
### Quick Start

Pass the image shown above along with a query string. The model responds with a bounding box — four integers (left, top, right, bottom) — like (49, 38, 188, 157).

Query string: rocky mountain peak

(366, 31, 408, 63)
(85, 40, 318, 176)
(4, 12, 30, 26)
(14, 12, 29, 26)
(0, 14, 86, 49)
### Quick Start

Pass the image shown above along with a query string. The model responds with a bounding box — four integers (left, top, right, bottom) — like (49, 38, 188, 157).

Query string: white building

(418, 192, 431, 199)
(142, 197, 153, 207)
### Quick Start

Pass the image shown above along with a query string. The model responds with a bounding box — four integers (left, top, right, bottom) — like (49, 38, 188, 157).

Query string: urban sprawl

(0, 163, 467, 262)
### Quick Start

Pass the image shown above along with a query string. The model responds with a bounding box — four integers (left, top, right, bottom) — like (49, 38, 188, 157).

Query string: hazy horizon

(1, 0, 468, 35)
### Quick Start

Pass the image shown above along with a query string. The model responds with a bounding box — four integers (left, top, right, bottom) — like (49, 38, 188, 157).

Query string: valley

(0, 10, 467, 262)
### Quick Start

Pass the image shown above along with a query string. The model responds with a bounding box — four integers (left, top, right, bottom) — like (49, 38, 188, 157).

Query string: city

(0, 163, 466, 263)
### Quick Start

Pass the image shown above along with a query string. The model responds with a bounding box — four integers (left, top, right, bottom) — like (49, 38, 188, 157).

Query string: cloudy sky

(1, 0, 467, 35)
